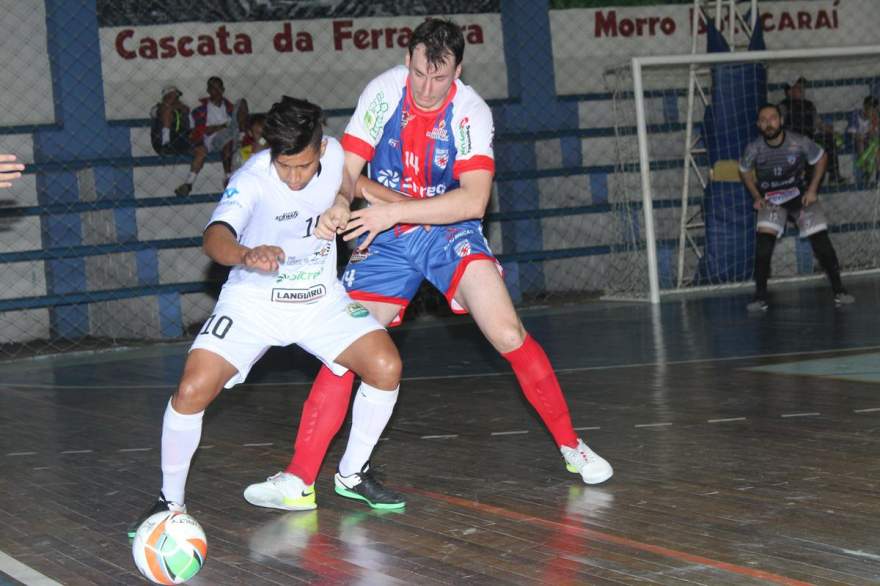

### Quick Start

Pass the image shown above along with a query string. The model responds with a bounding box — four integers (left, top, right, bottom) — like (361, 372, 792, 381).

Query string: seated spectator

(151, 85, 191, 156)
(175, 76, 249, 196)
(779, 77, 846, 185)
(848, 95, 879, 184)
(237, 113, 268, 166)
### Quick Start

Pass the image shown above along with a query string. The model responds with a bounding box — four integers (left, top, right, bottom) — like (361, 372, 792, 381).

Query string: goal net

(605, 46, 880, 302)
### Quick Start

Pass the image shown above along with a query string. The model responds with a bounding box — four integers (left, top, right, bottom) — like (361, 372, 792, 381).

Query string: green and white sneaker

(561, 439, 613, 485)
(334, 463, 405, 510)
(243, 472, 316, 511)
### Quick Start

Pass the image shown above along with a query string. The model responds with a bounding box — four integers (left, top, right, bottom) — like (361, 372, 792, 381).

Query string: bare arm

(344, 169, 494, 249)
(803, 152, 827, 206)
(739, 168, 764, 210)
(203, 223, 284, 273)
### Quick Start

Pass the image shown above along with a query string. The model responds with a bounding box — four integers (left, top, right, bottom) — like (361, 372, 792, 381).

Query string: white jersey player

(130, 97, 404, 537)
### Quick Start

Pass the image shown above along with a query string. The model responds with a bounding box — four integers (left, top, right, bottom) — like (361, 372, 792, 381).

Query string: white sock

(161, 128, 170, 145)
(186, 171, 198, 184)
(160, 399, 204, 505)
(338, 383, 399, 477)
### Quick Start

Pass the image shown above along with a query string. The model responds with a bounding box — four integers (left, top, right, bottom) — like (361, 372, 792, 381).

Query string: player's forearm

(809, 155, 828, 192)
(203, 225, 248, 266)
(357, 176, 410, 203)
(387, 186, 487, 225)
(739, 172, 762, 202)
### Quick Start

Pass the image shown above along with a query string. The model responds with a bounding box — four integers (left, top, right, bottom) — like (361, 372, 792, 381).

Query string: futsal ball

(131, 511, 207, 585)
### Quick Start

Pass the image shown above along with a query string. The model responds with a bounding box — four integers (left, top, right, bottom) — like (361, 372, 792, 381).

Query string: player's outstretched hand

(242, 245, 285, 273)
(343, 196, 398, 250)
(315, 202, 350, 240)
(360, 187, 431, 232)
(0, 154, 25, 188)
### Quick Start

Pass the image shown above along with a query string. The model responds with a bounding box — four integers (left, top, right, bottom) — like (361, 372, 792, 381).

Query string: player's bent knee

(490, 324, 527, 355)
(364, 350, 402, 390)
(173, 377, 218, 413)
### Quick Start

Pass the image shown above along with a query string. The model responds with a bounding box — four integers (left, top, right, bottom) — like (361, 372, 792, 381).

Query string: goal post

(611, 44, 880, 303)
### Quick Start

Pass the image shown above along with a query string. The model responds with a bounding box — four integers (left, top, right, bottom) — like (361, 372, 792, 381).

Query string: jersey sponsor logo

(272, 284, 327, 303)
(347, 302, 370, 318)
(222, 187, 239, 199)
(434, 148, 449, 170)
(377, 169, 400, 189)
(275, 269, 323, 283)
(425, 120, 449, 142)
(387, 137, 400, 149)
(766, 186, 800, 205)
(457, 117, 472, 156)
(349, 248, 370, 264)
(401, 177, 447, 198)
(275, 210, 299, 222)
(311, 241, 332, 257)
(787, 155, 797, 165)
(454, 239, 472, 257)
(364, 91, 390, 139)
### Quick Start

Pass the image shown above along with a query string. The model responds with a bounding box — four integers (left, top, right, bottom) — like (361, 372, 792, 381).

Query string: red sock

(285, 366, 355, 485)
(502, 334, 578, 448)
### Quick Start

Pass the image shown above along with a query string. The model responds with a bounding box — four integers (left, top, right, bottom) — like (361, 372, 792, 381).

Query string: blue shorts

(341, 219, 501, 326)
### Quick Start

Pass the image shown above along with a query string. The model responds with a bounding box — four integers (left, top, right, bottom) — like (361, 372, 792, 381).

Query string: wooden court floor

(1, 279, 879, 585)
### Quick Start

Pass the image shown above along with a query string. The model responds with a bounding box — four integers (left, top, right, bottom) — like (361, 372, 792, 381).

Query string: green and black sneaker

(127, 491, 186, 539)
(334, 462, 405, 510)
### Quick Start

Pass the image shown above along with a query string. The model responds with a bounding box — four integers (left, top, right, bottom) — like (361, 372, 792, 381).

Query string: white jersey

(206, 137, 343, 304)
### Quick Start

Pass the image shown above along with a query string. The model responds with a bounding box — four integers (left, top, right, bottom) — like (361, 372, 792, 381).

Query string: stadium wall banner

(551, 0, 880, 95)
(99, 15, 507, 120)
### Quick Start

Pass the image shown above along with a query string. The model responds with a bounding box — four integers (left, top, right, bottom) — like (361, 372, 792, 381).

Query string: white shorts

(756, 201, 828, 239)
(190, 284, 383, 388)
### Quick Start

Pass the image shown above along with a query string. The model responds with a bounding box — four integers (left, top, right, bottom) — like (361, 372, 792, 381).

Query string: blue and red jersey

(341, 65, 495, 234)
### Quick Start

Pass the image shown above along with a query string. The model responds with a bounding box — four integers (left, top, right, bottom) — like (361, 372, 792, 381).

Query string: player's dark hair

(408, 18, 465, 67)
(207, 76, 224, 88)
(263, 96, 324, 159)
(757, 103, 782, 119)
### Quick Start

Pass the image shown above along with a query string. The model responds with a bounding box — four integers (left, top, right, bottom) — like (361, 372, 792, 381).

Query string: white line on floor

(242, 442, 273, 447)
(707, 417, 747, 423)
(634, 422, 673, 428)
(781, 412, 821, 418)
(60, 449, 92, 454)
(854, 407, 880, 413)
(491, 430, 529, 436)
(118, 447, 152, 452)
(0, 549, 63, 586)
(573, 426, 601, 431)
(421, 434, 459, 440)
(6, 452, 37, 456)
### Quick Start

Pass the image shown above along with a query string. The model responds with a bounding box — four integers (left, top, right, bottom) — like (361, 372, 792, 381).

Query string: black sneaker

(746, 296, 769, 312)
(334, 463, 405, 510)
(174, 183, 192, 197)
(128, 491, 186, 539)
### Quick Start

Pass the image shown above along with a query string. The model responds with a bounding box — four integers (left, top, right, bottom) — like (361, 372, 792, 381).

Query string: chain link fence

(2, 0, 880, 358)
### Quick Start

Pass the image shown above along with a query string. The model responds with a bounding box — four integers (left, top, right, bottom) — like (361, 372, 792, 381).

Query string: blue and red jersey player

(243, 19, 613, 512)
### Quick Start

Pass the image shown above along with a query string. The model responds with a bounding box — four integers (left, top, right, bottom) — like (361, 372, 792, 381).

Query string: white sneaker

(243, 472, 316, 511)
(561, 439, 613, 485)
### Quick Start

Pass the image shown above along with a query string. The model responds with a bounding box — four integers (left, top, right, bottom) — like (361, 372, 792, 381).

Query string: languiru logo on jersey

(272, 284, 327, 303)
(377, 169, 400, 189)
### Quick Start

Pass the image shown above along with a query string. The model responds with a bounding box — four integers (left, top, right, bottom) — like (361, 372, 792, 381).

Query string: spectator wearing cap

(151, 85, 191, 156)
(778, 76, 846, 185)
(848, 95, 879, 185)
(175, 76, 249, 197)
